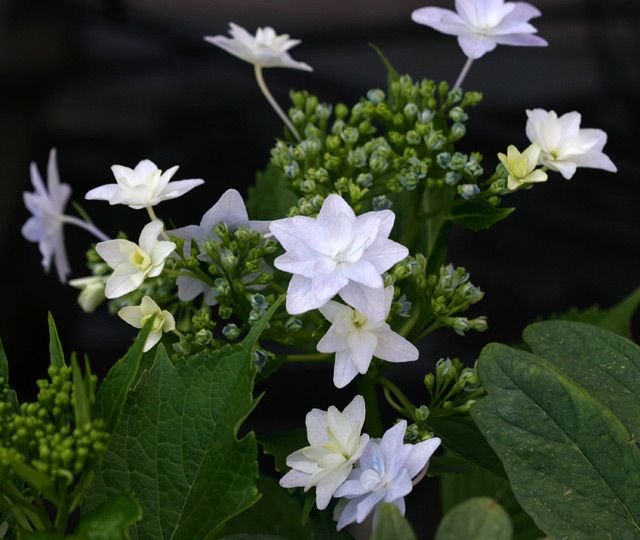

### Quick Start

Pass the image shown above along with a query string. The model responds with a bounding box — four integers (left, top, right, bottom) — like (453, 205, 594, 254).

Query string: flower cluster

(280, 395, 441, 528)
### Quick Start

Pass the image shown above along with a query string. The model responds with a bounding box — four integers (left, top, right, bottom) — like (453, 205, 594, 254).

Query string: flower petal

(405, 437, 442, 479)
(158, 179, 204, 202)
(200, 189, 250, 232)
(96, 239, 138, 269)
(346, 331, 377, 374)
(305, 409, 329, 446)
(374, 328, 419, 363)
(339, 282, 388, 322)
(105, 264, 144, 298)
(333, 350, 359, 388)
(411, 7, 468, 36)
(85, 184, 119, 202)
(138, 220, 163, 254)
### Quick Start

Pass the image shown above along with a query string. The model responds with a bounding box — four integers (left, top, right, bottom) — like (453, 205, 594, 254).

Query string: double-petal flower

(118, 295, 176, 352)
(270, 195, 408, 322)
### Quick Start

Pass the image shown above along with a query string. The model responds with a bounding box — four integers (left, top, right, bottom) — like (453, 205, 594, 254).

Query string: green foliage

(19, 492, 141, 540)
(214, 476, 313, 540)
(435, 497, 512, 540)
(47, 313, 65, 368)
(472, 324, 640, 539)
(450, 201, 514, 231)
(370, 503, 417, 540)
(85, 299, 282, 540)
(260, 428, 307, 473)
(247, 163, 299, 221)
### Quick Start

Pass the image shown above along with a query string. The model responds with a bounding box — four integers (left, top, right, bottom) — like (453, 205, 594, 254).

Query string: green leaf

(450, 202, 514, 232)
(435, 497, 512, 540)
(426, 416, 505, 478)
(214, 476, 313, 540)
(85, 298, 283, 540)
(541, 286, 640, 339)
(369, 43, 400, 85)
(260, 428, 307, 473)
(9, 460, 58, 504)
(247, 164, 298, 221)
(524, 321, 640, 438)
(472, 342, 640, 539)
(370, 503, 417, 540)
(71, 356, 91, 427)
(48, 313, 65, 367)
(440, 466, 542, 540)
(93, 319, 154, 432)
(0, 339, 8, 380)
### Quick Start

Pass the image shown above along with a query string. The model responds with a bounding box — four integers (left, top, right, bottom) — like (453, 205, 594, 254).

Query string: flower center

(351, 311, 369, 329)
(130, 248, 151, 270)
(141, 312, 164, 332)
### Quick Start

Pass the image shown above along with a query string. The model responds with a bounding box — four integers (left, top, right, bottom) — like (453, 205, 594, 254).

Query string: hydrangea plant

(8, 2, 638, 539)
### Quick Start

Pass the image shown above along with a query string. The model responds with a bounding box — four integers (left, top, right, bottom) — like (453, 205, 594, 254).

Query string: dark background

(1, 0, 639, 536)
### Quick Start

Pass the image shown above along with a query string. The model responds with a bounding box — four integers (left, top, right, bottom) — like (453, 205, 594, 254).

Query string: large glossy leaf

(370, 504, 417, 540)
(472, 342, 640, 539)
(435, 497, 512, 540)
(524, 321, 640, 438)
(85, 299, 282, 540)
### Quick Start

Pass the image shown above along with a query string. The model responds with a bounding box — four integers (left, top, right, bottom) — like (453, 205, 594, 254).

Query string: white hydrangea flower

(317, 287, 419, 388)
(525, 109, 617, 180)
(205, 23, 312, 71)
(270, 195, 408, 322)
(333, 420, 441, 531)
(498, 143, 548, 190)
(280, 395, 370, 510)
(412, 0, 547, 60)
(22, 148, 72, 283)
(118, 296, 175, 352)
(169, 189, 270, 305)
(85, 159, 204, 209)
(96, 221, 176, 299)
(68, 276, 107, 313)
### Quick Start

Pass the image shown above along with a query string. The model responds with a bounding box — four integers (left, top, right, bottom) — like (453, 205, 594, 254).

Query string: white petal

(492, 33, 547, 47)
(143, 330, 163, 352)
(176, 274, 208, 302)
(157, 179, 204, 202)
(151, 240, 176, 266)
(204, 35, 256, 65)
(346, 331, 377, 373)
(286, 274, 340, 314)
(342, 260, 384, 289)
(279, 469, 311, 489)
(319, 300, 353, 324)
(335, 499, 359, 531)
(411, 7, 469, 36)
(364, 238, 408, 274)
(342, 395, 366, 426)
(355, 490, 385, 523)
(118, 306, 144, 328)
(457, 35, 498, 59)
(317, 325, 348, 354)
(96, 239, 137, 269)
(339, 282, 388, 322)
(306, 409, 329, 446)
(374, 328, 419, 363)
(105, 264, 144, 298)
(317, 194, 356, 224)
(405, 437, 441, 479)
(333, 350, 359, 389)
(200, 189, 249, 232)
(315, 466, 351, 510)
(384, 471, 413, 503)
(53, 234, 71, 284)
(85, 184, 120, 202)
(22, 217, 42, 242)
(138, 221, 163, 254)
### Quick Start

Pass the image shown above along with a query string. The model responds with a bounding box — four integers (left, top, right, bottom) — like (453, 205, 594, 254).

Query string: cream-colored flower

(96, 221, 175, 299)
(498, 144, 548, 190)
(118, 296, 175, 352)
(68, 276, 106, 313)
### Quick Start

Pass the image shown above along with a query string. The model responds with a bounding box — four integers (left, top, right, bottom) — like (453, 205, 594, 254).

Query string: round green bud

(335, 103, 349, 119)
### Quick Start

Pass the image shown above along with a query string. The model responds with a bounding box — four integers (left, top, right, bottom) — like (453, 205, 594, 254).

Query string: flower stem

(453, 57, 474, 90)
(379, 376, 417, 420)
(146, 205, 171, 241)
(282, 352, 331, 362)
(357, 371, 383, 437)
(60, 215, 109, 242)
(254, 65, 301, 141)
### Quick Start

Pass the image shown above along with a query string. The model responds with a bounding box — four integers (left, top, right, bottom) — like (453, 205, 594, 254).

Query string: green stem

(399, 305, 421, 338)
(282, 353, 331, 363)
(357, 371, 383, 437)
(254, 65, 301, 141)
(379, 376, 417, 420)
(54, 496, 70, 534)
(146, 205, 171, 241)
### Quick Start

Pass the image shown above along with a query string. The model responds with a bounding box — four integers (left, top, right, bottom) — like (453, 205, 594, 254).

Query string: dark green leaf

(74, 492, 142, 539)
(426, 416, 505, 478)
(47, 313, 65, 368)
(311, 510, 353, 540)
(71, 356, 90, 427)
(524, 321, 640, 438)
(93, 319, 154, 432)
(260, 428, 307, 473)
(247, 164, 298, 221)
(369, 43, 400, 85)
(450, 202, 514, 232)
(0, 339, 8, 380)
(371, 503, 417, 540)
(435, 497, 512, 540)
(85, 299, 283, 540)
(472, 343, 640, 539)
(9, 461, 57, 503)
(215, 476, 313, 540)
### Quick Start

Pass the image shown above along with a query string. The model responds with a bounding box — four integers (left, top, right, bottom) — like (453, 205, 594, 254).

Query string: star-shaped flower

(280, 395, 370, 510)
(412, 0, 547, 60)
(205, 23, 312, 71)
(169, 189, 270, 304)
(317, 287, 419, 388)
(270, 195, 408, 322)
(96, 221, 176, 299)
(498, 143, 548, 190)
(525, 109, 617, 179)
(22, 149, 72, 283)
(333, 420, 441, 531)
(118, 296, 175, 352)
(85, 159, 204, 209)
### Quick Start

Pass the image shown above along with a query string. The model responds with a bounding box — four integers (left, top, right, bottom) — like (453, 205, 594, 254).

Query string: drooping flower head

(317, 287, 419, 388)
(96, 221, 176, 299)
(168, 189, 270, 305)
(118, 296, 176, 352)
(525, 109, 617, 180)
(205, 23, 312, 71)
(333, 420, 441, 530)
(412, 0, 547, 60)
(498, 143, 548, 190)
(68, 276, 106, 313)
(22, 149, 72, 283)
(270, 195, 408, 322)
(280, 395, 370, 510)
(85, 159, 204, 209)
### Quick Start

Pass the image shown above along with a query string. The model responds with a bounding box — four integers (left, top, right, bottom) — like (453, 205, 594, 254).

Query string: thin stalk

(146, 205, 171, 241)
(60, 215, 109, 242)
(282, 352, 331, 363)
(453, 57, 474, 89)
(382, 386, 410, 417)
(379, 376, 417, 420)
(254, 65, 301, 141)
(54, 496, 70, 534)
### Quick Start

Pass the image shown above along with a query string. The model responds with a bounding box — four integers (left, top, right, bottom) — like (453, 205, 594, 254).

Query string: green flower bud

(335, 103, 349, 119)
(425, 130, 446, 150)
(372, 195, 392, 210)
(415, 405, 430, 422)
(449, 106, 468, 123)
(218, 305, 232, 319)
(424, 373, 435, 393)
(285, 162, 300, 178)
(214, 222, 229, 241)
(356, 173, 373, 188)
(367, 88, 386, 104)
(290, 109, 305, 125)
(222, 324, 241, 341)
(341, 127, 360, 145)
(450, 122, 467, 140)
(326, 134, 341, 151)
(285, 317, 303, 333)
(403, 102, 418, 119)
